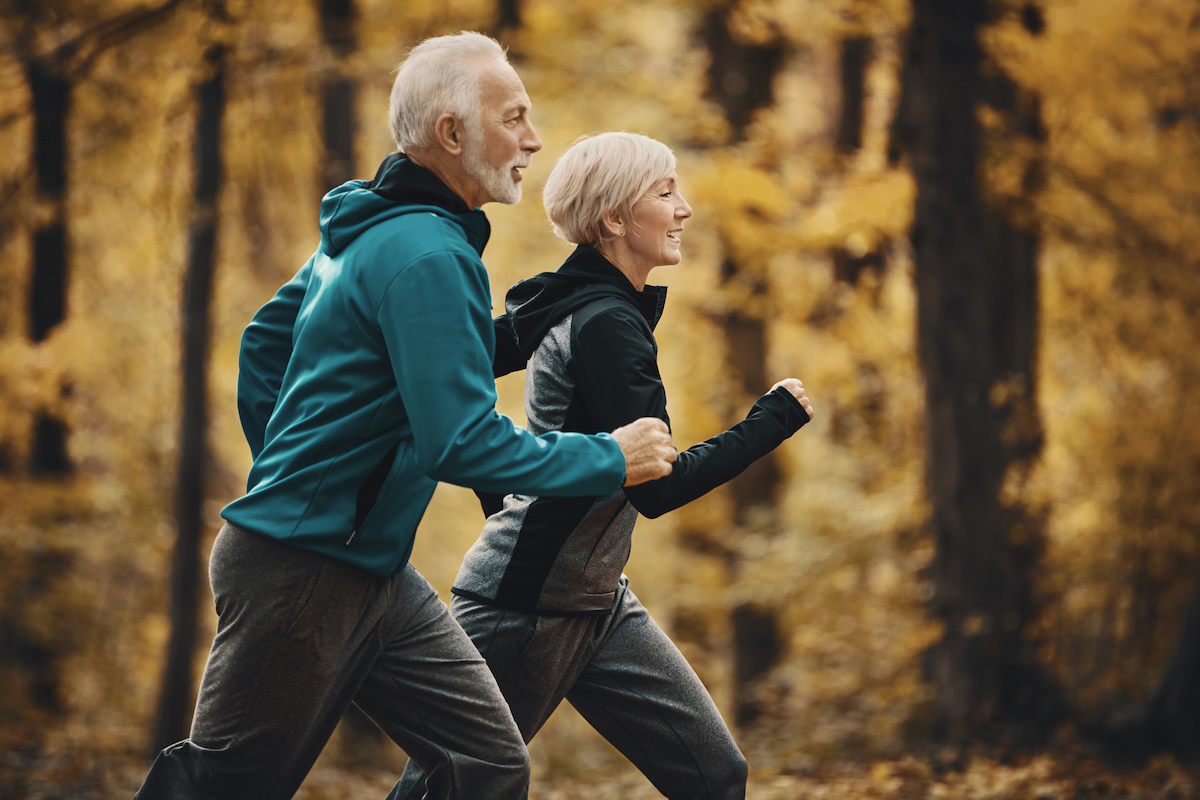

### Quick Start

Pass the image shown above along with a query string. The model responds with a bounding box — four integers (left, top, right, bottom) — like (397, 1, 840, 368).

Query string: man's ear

(433, 112, 465, 156)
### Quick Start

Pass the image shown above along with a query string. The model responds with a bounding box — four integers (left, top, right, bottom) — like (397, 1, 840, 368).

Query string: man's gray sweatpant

(134, 524, 529, 800)
(389, 576, 748, 800)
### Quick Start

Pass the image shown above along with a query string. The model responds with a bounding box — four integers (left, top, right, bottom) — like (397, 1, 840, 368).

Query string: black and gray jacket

(451, 244, 810, 615)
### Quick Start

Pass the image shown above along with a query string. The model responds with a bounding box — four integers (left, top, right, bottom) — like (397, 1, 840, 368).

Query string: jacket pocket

(347, 439, 404, 546)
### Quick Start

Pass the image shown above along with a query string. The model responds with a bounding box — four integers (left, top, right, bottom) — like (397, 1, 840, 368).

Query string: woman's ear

(600, 212, 625, 240)
(433, 112, 465, 156)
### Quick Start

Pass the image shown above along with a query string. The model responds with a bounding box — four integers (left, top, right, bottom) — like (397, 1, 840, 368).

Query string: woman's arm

(573, 306, 810, 518)
(493, 313, 526, 378)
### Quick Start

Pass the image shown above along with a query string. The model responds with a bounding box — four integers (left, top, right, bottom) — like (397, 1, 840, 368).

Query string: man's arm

(237, 259, 313, 459)
(378, 252, 672, 497)
(572, 307, 810, 519)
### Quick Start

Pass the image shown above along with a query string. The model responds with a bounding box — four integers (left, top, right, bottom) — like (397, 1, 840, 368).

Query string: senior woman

(390, 132, 813, 800)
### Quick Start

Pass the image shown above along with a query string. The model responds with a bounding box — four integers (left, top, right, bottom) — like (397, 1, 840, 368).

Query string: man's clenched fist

(612, 417, 677, 487)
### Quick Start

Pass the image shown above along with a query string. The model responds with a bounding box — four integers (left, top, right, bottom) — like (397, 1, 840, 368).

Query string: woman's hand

(770, 378, 814, 421)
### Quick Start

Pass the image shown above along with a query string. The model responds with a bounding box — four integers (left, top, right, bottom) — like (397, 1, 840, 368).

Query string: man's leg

(136, 524, 390, 800)
(387, 595, 596, 799)
(356, 576, 532, 800)
(566, 580, 749, 800)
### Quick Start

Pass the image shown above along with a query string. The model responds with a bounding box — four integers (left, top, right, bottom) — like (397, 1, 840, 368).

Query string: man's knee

(496, 733, 532, 775)
(485, 734, 531, 798)
(704, 746, 748, 798)
(726, 748, 749, 787)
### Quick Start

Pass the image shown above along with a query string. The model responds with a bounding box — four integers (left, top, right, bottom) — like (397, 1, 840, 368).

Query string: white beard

(462, 127, 526, 205)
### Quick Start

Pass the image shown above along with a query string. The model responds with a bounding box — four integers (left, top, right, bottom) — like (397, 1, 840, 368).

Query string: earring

(619, 229, 625, 236)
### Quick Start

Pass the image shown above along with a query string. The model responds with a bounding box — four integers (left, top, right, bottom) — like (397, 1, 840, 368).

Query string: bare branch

(43, 0, 189, 79)
(1048, 160, 1192, 265)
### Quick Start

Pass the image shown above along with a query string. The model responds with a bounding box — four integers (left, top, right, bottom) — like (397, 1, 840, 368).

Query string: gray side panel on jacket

(453, 313, 641, 614)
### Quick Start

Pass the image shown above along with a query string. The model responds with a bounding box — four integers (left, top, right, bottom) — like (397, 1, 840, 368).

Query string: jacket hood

(318, 152, 491, 257)
(505, 245, 667, 359)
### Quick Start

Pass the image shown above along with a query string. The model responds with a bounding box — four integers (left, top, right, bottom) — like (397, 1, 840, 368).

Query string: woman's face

(624, 172, 693, 271)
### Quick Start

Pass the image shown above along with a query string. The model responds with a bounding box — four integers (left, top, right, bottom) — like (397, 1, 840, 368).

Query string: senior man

(135, 32, 676, 800)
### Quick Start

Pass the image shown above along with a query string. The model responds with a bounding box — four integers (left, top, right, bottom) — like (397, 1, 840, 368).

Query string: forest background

(2, 0, 1199, 797)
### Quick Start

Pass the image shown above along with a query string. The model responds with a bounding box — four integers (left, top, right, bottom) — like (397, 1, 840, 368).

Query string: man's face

(461, 60, 542, 206)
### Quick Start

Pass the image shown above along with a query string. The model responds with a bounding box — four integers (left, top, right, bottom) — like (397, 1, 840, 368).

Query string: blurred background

(1, 0, 1198, 797)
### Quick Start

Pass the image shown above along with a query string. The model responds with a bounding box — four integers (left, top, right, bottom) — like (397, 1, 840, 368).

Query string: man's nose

(522, 121, 543, 153)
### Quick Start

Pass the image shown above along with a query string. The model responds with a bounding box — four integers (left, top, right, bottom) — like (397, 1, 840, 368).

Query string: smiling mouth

(666, 230, 682, 242)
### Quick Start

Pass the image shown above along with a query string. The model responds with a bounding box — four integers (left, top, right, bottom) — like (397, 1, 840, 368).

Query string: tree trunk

(701, 7, 783, 143)
(835, 37, 870, 153)
(900, 0, 1051, 741)
(151, 45, 226, 754)
(494, 0, 520, 38)
(701, 5, 786, 726)
(27, 61, 72, 474)
(724, 292, 784, 726)
(319, 0, 357, 192)
(1109, 564, 1200, 760)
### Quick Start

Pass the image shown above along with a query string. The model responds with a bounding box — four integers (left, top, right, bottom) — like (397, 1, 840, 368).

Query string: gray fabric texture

(135, 524, 529, 800)
(453, 314, 639, 614)
(391, 578, 748, 800)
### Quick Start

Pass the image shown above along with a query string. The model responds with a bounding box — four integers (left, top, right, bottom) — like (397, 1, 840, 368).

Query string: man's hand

(771, 378, 815, 421)
(612, 417, 677, 486)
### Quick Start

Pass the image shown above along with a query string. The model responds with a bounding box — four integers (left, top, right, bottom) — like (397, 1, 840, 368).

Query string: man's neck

(405, 148, 486, 209)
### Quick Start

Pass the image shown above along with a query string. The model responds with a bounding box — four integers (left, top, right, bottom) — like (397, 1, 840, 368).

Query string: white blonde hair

(389, 32, 509, 151)
(543, 132, 677, 247)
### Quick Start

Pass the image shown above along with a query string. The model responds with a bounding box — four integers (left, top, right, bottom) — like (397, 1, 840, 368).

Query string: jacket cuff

(758, 385, 811, 433)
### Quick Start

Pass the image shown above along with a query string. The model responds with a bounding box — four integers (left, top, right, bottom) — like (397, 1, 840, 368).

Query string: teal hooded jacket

(221, 154, 627, 576)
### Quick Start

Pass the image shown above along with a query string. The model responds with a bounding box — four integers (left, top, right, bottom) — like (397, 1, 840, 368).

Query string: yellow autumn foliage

(0, 0, 1198, 795)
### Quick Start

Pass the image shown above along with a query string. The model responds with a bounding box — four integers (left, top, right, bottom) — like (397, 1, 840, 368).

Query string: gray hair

(543, 132, 677, 247)
(389, 32, 509, 151)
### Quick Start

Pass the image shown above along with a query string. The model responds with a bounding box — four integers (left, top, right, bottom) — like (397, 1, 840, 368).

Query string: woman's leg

(455, 596, 600, 740)
(389, 596, 598, 799)
(566, 580, 748, 800)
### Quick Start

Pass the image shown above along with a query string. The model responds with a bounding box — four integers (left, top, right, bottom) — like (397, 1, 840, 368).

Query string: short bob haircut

(389, 32, 508, 151)
(543, 132, 677, 247)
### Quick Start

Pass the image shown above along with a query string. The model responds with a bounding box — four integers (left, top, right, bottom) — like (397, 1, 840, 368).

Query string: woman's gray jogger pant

(389, 576, 748, 800)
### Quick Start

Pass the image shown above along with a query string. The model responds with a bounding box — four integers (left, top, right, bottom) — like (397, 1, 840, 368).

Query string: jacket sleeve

(237, 259, 312, 459)
(493, 313, 526, 377)
(377, 250, 626, 496)
(481, 313, 527, 513)
(572, 307, 810, 519)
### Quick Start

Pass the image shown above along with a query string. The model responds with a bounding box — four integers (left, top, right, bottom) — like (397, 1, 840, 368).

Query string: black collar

(366, 152, 475, 214)
(558, 245, 668, 329)
(363, 152, 490, 253)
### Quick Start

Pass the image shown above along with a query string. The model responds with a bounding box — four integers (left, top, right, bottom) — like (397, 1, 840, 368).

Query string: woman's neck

(595, 242, 650, 291)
